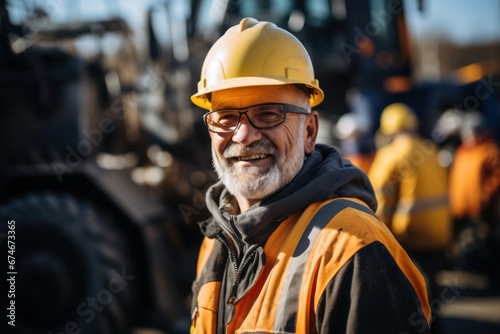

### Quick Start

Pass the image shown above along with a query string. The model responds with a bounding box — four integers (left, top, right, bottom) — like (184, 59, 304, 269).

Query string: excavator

(0, 1, 208, 333)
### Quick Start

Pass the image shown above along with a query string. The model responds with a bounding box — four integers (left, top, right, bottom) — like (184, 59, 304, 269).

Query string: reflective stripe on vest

(273, 199, 377, 332)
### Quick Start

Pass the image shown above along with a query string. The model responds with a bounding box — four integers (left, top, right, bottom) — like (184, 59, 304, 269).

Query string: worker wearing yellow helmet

(190, 18, 431, 334)
(379, 102, 419, 136)
(369, 102, 452, 300)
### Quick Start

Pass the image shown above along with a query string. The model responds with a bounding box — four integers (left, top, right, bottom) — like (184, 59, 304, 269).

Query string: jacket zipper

(223, 240, 256, 325)
(216, 234, 239, 303)
(227, 251, 255, 304)
(216, 216, 257, 323)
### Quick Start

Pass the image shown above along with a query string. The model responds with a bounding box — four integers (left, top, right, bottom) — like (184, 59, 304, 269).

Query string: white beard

(212, 120, 305, 201)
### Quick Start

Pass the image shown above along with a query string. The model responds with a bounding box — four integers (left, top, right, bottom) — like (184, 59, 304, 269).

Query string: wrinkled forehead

(211, 85, 309, 110)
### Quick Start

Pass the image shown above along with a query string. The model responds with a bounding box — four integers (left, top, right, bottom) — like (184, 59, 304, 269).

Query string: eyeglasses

(203, 103, 310, 134)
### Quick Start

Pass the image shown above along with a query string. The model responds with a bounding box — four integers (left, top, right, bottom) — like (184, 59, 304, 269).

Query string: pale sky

(8, 0, 500, 47)
(404, 0, 500, 44)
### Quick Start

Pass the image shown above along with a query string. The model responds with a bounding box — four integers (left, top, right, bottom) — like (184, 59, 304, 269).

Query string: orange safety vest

(191, 198, 431, 333)
(449, 136, 500, 220)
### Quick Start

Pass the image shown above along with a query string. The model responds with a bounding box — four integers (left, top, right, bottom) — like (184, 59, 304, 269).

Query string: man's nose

(231, 114, 262, 145)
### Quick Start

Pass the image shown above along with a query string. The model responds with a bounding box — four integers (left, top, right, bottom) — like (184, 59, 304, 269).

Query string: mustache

(222, 140, 277, 158)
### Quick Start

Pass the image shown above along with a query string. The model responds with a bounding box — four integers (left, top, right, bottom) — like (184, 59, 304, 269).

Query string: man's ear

(304, 111, 319, 154)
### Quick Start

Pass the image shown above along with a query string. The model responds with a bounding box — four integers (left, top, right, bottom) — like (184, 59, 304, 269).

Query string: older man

(189, 18, 431, 333)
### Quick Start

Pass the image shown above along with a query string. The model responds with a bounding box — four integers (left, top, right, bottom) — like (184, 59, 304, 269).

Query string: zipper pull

(226, 282, 238, 323)
(227, 279, 238, 305)
(227, 295, 236, 304)
(226, 299, 236, 323)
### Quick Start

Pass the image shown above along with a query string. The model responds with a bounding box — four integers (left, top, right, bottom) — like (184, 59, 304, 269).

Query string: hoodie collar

(200, 144, 377, 247)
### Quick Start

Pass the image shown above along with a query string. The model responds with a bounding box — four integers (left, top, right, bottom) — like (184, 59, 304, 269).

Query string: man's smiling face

(209, 85, 317, 208)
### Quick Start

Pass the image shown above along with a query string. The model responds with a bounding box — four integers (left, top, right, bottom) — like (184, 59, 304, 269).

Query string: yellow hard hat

(380, 103, 418, 135)
(191, 17, 324, 110)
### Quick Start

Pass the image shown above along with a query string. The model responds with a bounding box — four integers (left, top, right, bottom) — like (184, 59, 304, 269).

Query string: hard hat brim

(191, 77, 324, 110)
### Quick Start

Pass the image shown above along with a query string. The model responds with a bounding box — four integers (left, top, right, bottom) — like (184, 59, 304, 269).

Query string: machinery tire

(0, 191, 139, 334)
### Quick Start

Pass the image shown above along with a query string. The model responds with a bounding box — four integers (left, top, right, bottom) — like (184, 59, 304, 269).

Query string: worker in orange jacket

(449, 111, 500, 225)
(448, 111, 500, 275)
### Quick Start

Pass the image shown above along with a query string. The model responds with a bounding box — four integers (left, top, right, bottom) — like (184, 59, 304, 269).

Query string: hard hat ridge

(238, 17, 260, 32)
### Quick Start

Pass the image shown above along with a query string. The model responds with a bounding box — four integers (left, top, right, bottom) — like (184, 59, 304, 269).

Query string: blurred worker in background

(368, 103, 452, 298)
(448, 111, 500, 277)
(189, 18, 431, 333)
(333, 112, 376, 174)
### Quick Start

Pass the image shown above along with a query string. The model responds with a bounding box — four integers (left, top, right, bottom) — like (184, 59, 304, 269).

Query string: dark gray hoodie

(200, 143, 377, 247)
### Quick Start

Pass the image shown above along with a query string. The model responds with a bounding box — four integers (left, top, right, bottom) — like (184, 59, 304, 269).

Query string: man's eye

(216, 113, 239, 124)
(254, 110, 282, 121)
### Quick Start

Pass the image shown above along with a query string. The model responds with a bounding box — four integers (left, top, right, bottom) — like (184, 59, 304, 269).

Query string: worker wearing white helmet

(333, 112, 375, 173)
